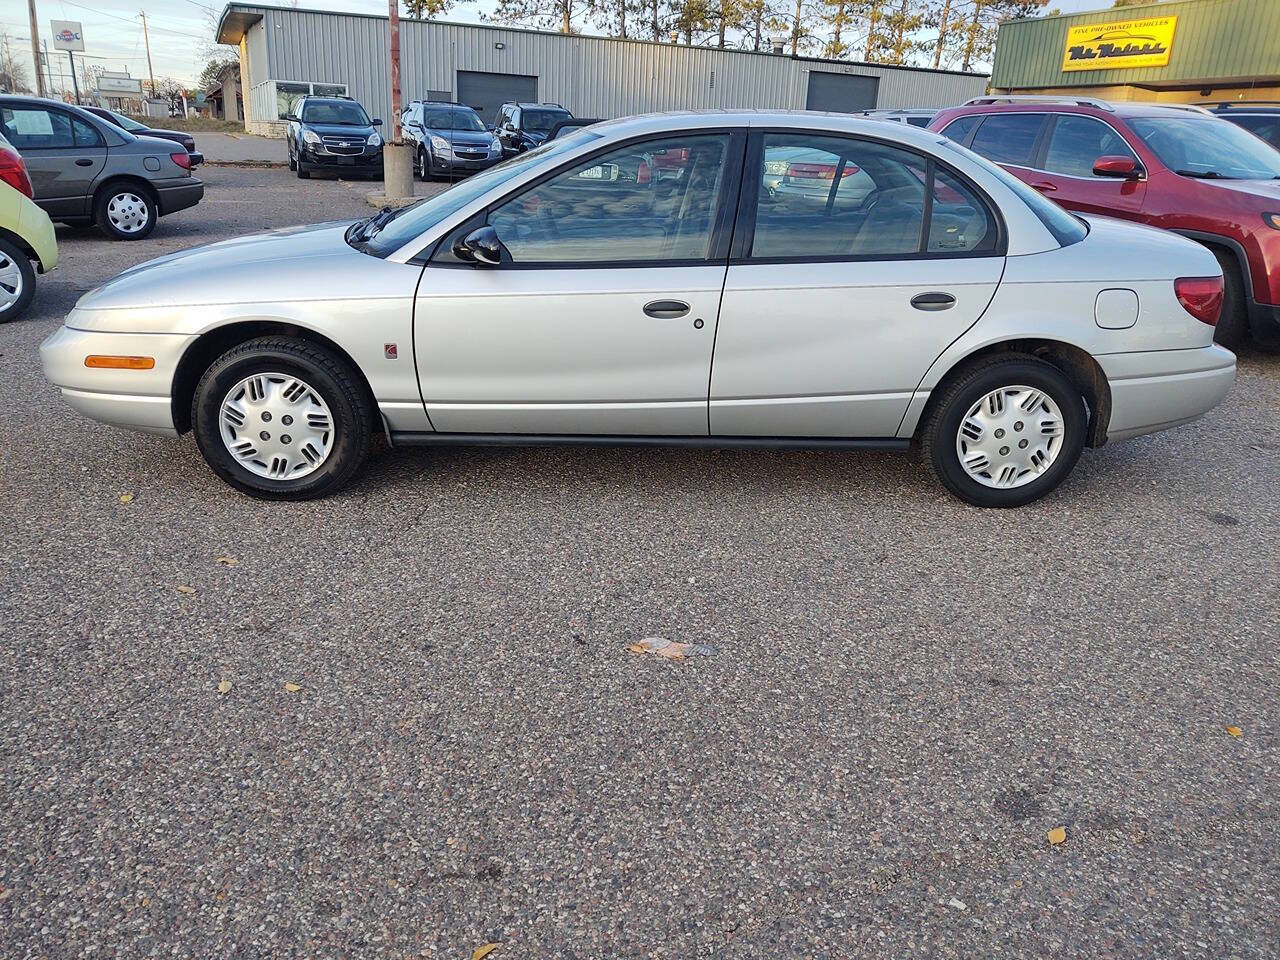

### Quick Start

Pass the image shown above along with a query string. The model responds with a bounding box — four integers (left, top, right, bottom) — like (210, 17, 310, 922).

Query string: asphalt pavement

(1, 165, 1278, 959)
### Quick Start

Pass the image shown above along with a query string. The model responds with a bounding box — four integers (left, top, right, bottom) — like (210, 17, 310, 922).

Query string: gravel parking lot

(2, 164, 1278, 958)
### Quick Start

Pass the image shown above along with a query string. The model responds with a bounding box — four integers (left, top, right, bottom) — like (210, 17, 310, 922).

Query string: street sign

(50, 20, 85, 53)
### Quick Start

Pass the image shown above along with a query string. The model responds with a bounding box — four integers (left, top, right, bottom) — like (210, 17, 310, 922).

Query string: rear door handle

(643, 299, 690, 319)
(75, 158, 94, 167)
(910, 292, 956, 311)
(1030, 180, 1057, 192)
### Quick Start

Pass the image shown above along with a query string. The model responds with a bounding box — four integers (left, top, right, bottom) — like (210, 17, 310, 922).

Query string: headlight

(301, 129, 321, 145)
(1264, 212, 1280, 231)
(367, 132, 382, 147)
(490, 135, 502, 151)
(430, 135, 449, 152)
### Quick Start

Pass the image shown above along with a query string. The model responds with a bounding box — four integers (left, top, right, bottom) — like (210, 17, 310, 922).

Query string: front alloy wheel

(193, 336, 372, 499)
(923, 357, 1086, 508)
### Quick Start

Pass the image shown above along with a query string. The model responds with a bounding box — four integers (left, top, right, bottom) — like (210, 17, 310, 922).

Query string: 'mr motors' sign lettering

(1061, 16, 1177, 72)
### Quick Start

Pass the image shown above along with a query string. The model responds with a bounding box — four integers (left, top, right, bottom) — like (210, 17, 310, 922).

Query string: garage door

(805, 72, 879, 113)
(457, 71, 539, 127)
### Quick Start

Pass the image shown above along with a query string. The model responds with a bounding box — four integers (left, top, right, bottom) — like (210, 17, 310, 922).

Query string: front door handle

(75, 158, 94, 167)
(1030, 180, 1058, 192)
(910, 292, 956, 311)
(643, 299, 690, 319)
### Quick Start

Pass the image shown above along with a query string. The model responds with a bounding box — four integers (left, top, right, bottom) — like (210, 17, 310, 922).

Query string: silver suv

(0, 95, 203, 240)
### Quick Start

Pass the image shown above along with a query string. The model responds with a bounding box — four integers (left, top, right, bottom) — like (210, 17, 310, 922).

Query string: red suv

(929, 97, 1280, 351)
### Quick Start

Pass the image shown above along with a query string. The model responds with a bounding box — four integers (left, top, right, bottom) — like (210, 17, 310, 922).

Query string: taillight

(170, 151, 191, 170)
(1175, 276, 1224, 326)
(0, 146, 33, 198)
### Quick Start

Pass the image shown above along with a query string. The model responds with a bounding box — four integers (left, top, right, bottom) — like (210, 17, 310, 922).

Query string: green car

(0, 130, 58, 322)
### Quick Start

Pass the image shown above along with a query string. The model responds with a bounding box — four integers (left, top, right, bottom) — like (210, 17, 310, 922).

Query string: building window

(275, 81, 348, 119)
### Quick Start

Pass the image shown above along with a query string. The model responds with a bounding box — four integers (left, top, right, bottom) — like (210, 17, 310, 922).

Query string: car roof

(941, 97, 1229, 122)
(509, 102, 567, 110)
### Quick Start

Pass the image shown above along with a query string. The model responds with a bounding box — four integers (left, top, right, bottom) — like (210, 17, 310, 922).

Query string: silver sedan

(40, 111, 1235, 507)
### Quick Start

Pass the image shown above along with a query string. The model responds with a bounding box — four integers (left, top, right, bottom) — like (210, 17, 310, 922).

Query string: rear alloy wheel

(923, 357, 1086, 508)
(0, 236, 36, 322)
(192, 337, 371, 500)
(95, 186, 157, 240)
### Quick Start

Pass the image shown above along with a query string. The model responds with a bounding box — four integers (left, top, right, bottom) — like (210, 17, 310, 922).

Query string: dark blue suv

(285, 96, 383, 179)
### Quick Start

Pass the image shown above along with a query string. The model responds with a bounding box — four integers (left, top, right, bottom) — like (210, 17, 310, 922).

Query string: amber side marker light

(84, 355, 156, 370)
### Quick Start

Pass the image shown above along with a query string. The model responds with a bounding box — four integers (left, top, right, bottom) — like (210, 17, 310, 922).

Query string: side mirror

(452, 225, 504, 266)
(372, 118, 383, 126)
(283, 114, 297, 121)
(1093, 155, 1141, 180)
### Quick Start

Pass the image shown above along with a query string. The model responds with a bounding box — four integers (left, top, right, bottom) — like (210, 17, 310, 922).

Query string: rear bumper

(1098, 344, 1236, 443)
(39, 325, 190, 436)
(154, 179, 204, 216)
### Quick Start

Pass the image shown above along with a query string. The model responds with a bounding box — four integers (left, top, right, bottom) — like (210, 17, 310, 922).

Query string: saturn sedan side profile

(41, 111, 1235, 507)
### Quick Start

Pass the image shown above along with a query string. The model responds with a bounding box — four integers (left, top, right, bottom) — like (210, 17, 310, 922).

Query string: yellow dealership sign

(1062, 16, 1177, 72)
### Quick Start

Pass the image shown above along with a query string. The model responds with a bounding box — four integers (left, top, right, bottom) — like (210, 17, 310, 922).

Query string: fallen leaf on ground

(627, 636, 690, 661)
(1226, 726, 1243, 737)
(1047, 826, 1067, 846)
(119, 493, 134, 504)
(217, 680, 232, 695)
(284, 682, 301, 692)
(472, 944, 499, 960)
(177, 585, 196, 594)
(216, 556, 238, 566)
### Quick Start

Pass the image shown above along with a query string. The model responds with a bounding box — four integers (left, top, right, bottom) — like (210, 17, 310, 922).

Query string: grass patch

(125, 115, 245, 133)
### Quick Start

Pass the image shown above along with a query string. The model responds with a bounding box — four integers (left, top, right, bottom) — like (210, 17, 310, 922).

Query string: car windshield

(302, 100, 370, 126)
(104, 109, 147, 132)
(1128, 116, 1280, 180)
(349, 127, 603, 257)
(523, 109, 569, 132)
(422, 107, 485, 132)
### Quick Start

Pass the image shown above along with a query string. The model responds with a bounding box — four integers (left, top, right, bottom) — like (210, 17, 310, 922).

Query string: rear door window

(969, 113, 1047, 167)
(940, 114, 981, 144)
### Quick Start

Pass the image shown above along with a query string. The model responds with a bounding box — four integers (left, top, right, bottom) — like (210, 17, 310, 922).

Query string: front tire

(0, 236, 36, 322)
(296, 157, 311, 179)
(287, 144, 297, 171)
(922, 357, 1087, 508)
(95, 184, 157, 240)
(1211, 248, 1249, 351)
(192, 337, 372, 500)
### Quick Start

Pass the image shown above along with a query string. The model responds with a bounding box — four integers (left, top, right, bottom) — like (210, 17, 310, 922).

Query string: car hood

(76, 221, 361, 311)
(1200, 177, 1280, 202)
(426, 129, 493, 146)
(303, 123, 375, 138)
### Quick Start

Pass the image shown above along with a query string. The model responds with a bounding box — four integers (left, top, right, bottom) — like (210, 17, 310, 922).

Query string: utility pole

(27, 0, 46, 97)
(68, 50, 79, 102)
(382, 0, 412, 200)
(41, 40, 54, 96)
(139, 10, 155, 98)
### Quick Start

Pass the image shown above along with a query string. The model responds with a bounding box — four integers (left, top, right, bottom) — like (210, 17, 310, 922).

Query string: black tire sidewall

(0, 237, 36, 322)
(929, 360, 1087, 508)
(95, 185, 157, 240)
(1210, 249, 1248, 350)
(192, 344, 367, 500)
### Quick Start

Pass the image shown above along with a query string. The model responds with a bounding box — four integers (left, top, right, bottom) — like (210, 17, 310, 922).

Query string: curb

(205, 159, 288, 168)
(363, 191, 419, 209)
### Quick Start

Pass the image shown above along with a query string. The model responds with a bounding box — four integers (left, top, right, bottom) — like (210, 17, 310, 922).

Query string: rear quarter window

(969, 113, 1046, 166)
(939, 114, 981, 144)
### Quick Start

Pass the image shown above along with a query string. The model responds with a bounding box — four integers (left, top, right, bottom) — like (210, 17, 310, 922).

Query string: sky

(0, 0, 1124, 91)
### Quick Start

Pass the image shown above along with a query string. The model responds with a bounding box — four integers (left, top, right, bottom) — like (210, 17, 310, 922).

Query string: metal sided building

(215, 3, 989, 136)
(991, 0, 1280, 104)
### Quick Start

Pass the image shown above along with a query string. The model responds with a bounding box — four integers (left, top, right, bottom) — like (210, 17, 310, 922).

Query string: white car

(40, 111, 1235, 507)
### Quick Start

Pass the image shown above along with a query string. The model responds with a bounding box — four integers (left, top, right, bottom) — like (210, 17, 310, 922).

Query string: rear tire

(922, 357, 1087, 508)
(192, 336, 372, 500)
(0, 236, 36, 323)
(94, 184, 157, 240)
(1211, 248, 1249, 350)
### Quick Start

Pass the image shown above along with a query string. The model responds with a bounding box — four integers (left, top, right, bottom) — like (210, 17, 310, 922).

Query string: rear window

(969, 113, 1045, 166)
(941, 140, 1086, 248)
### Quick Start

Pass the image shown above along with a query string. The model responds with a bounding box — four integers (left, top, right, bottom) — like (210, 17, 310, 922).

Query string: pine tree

(403, 0, 454, 18)
(882, 0, 924, 63)
(488, 0, 582, 33)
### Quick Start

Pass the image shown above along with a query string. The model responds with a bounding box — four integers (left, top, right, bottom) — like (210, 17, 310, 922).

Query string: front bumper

(154, 178, 204, 216)
(40, 325, 192, 436)
(431, 150, 502, 174)
(1247, 300, 1280, 351)
(1098, 344, 1236, 443)
(300, 146, 383, 168)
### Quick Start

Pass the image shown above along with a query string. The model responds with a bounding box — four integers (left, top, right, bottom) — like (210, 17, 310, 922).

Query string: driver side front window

(484, 133, 732, 264)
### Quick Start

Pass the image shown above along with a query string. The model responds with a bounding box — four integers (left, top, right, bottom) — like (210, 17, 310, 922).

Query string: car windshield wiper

(1174, 169, 1236, 179)
(347, 206, 398, 245)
